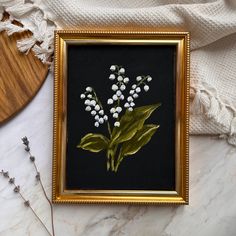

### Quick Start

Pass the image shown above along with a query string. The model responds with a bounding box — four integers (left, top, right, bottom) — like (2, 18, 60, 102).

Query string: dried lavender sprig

(0, 170, 53, 236)
(21, 137, 55, 236)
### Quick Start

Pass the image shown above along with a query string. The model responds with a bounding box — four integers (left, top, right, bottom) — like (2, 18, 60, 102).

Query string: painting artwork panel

(66, 44, 176, 191)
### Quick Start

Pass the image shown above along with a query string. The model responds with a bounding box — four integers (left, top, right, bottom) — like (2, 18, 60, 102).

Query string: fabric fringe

(17, 37, 36, 54)
(191, 84, 236, 146)
(32, 44, 53, 63)
(0, 0, 55, 67)
(190, 90, 204, 115)
(0, 19, 26, 35)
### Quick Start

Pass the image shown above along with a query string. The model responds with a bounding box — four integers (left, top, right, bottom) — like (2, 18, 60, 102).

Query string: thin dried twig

(22, 137, 55, 236)
(0, 170, 53, 236)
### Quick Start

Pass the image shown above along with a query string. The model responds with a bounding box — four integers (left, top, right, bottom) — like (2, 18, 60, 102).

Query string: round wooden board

(0, 30, 48, 124)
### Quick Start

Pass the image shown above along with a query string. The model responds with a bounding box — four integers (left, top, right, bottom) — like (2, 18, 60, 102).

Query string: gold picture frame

(53, 30, 189, 204)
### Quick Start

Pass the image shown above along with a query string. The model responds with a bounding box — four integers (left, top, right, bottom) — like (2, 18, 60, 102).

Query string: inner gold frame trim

(53, 30, 189, 205)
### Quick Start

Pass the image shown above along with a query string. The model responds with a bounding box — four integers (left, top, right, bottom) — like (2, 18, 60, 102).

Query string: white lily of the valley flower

(132, 84, 137, 89)
(107, 98, 113, 105)
(90, 100, 96, 106)
(117, 76, 123, 82)
(112, 84, 119, 91)
(103, 115, 108, 121)
(120, 84, 126, 91)
(128, 107, 133, 112)
(113, 113, 118, 118)
(80, 94, 85, 99)
(85, 106, 91, 111)
(114, 121, 120, 127)
(99, 110, 104, 115)
(112, 94, 118, 101)
(127, 96, 133, 102)
(94, 121, 99, 127)
(84, 100, 91, 105)
(86, 87, 92, 92)
(130, 102, 135, 107)
(136, 76, 142, 81)
(95, 115, 99, 120)
(99, 118, 104, 124)
(119, 68, 125, 74)
(116, 107, 122, 113)
(147, 76, 152, 82)
(144, 85, 149, 91)
(123, 77, 129, 83)
(109, 74, 116, 80)
(135, 87, 141, 93)
(91, 110, 96, 116)
(129, 90, 134, 95)
(133, 93, 139, 98)
(94, 104, 100, 111)
(116, 90, 122, 96)
(110, 65, 116, 71)
(120, 95, 124, 100)
(124, 102, 130, 108)
(110, 108, 116, 113)
(87, 94, 92, 98)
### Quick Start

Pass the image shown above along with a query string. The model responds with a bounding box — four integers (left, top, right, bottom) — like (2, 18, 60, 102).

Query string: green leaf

(120, 124, 159, 157)
(77, 133, 109, 153)
(110, 103, 161, 145)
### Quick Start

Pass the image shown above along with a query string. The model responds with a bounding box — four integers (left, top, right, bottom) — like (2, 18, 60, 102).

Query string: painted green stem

(107, 144, 118, 172)
(114, 149, 123, 172)
(107, 122, 112, 137)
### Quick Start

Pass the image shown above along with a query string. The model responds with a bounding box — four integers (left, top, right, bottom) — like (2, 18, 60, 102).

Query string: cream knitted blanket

(1, 0, 236, 145)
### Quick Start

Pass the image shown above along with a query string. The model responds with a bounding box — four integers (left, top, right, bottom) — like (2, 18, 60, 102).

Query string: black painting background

(66, 44, 176, 190)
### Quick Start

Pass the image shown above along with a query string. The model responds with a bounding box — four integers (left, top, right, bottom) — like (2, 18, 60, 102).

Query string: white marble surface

(0, 74, 236, 236)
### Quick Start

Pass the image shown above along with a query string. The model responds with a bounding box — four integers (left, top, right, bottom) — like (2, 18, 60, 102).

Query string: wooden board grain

(0, 26, 48, 124)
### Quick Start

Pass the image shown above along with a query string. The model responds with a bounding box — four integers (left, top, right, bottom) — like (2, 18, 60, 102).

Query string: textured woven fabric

(1, 0, 236, 145)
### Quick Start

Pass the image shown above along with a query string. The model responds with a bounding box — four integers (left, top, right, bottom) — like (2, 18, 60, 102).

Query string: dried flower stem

(30, 153, 55, 236)
(0, 170, 52, 236)
(22, 137, 55, 236)
(15, 184, 52, 236)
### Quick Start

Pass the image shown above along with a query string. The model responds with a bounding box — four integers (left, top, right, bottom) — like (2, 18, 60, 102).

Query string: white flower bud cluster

(80, 66, 153, 130)
(107, 65, 130, 127)
(125, 75, 152, 111)
(80, 87, 108, 128)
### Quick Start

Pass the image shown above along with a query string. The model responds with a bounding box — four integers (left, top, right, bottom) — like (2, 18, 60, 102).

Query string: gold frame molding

(53, 30, 189, 204)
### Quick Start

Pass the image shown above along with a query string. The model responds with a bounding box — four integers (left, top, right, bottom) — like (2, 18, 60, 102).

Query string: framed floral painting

(53, 30, 189, 204)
